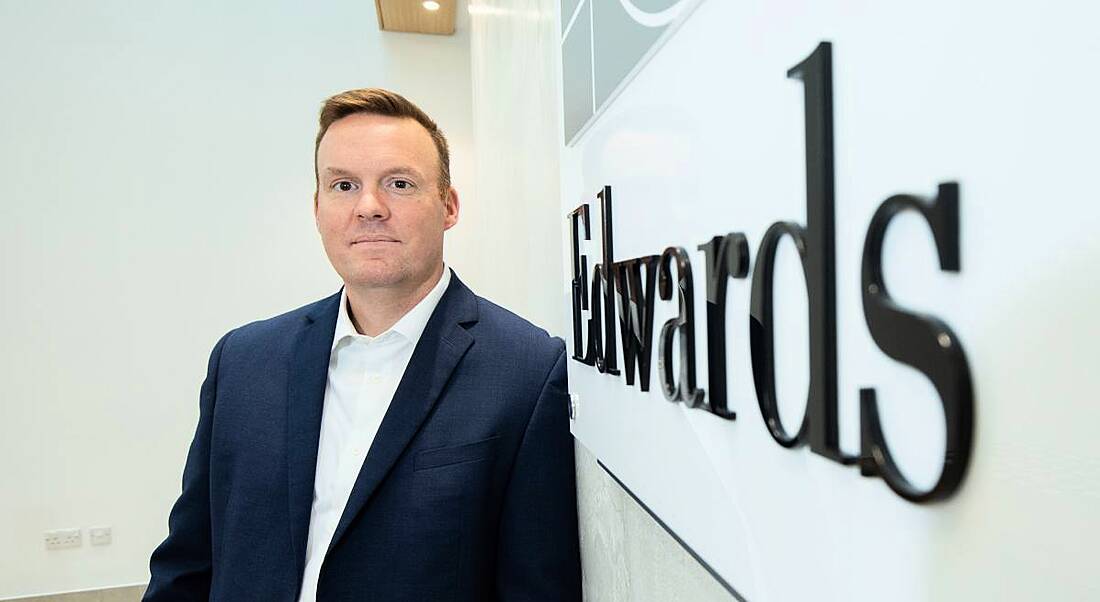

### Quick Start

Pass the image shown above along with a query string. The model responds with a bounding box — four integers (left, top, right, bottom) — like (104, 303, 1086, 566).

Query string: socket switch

(89, 526, 112, 546)
(44, 528, 82, 550)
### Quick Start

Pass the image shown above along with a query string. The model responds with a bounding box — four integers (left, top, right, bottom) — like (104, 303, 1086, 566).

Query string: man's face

(314, 113, 458, 293)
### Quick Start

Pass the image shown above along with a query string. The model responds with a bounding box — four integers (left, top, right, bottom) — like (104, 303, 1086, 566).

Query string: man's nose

(355, 186, 389, 220)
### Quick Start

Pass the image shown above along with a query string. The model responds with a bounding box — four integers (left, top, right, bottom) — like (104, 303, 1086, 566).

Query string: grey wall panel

(561, 0, 583, 33)
(562, 1, 705, 143)
(591, 1, 666, 110)
(632, 0, 684, 11)
(561, 3, 594, 142)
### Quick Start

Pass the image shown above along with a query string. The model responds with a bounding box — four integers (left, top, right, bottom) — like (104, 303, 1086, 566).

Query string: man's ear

(443, 187, 460, 231)
(313, 191, 320, 228)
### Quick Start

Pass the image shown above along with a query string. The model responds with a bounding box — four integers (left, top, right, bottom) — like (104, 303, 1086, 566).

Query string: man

(145, 89, 582, 601)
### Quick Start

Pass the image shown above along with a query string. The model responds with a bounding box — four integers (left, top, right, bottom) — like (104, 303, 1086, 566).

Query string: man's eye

(390, 179, 415, 191)
(332, 180, 358, 192)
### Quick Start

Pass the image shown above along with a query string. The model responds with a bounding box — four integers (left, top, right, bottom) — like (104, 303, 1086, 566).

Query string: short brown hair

(315, 88, 451, 196)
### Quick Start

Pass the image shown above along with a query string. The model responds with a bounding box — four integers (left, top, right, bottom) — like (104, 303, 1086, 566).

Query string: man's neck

(344, 265, 445, 337)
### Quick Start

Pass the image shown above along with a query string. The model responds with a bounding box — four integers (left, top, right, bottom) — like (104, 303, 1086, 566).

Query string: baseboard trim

(0, 582, 146, 601)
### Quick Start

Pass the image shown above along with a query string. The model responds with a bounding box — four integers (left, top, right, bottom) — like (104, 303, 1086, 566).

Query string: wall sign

(568, 43, 973, 504)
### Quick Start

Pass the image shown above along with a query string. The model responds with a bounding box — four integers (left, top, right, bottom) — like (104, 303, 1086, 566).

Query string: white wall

(0, 1, 473, 597)
(462, 2, 565, 331)
(466, 1, 732, 599)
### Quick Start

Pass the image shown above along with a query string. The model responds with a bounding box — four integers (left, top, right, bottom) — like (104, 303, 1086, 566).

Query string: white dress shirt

(297, 267, 452, 602)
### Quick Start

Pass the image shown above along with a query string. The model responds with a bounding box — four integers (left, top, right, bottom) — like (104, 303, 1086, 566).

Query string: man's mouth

(351, 236, 399, 245)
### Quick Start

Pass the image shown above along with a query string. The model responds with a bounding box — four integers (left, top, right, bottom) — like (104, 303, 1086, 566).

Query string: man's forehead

(321, 115, 435, 157)
(323, 114, 433, 146)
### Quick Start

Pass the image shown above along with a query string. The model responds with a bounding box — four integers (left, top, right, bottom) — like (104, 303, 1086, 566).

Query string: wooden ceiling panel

(376, 0, 456, 35)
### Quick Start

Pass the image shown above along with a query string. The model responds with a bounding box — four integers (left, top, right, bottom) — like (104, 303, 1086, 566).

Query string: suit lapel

(327, 274, 479, 555)
(286, 291, 342, 579)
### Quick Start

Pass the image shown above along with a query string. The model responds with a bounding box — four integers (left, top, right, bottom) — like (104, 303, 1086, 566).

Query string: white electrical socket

(89, 526, 112, 546)
(44, 528, 82, 550)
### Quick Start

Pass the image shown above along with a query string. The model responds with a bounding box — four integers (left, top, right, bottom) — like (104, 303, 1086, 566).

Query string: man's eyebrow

(322, 167, 357, 178)
(378, 166, 427, 180)
(321, 166, 427, 180)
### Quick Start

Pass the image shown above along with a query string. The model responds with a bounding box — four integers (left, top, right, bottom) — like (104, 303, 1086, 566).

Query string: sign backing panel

(560, 1, 1100, 600)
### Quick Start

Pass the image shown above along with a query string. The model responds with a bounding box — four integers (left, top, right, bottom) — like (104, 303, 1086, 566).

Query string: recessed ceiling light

(422, 1, 441, 10)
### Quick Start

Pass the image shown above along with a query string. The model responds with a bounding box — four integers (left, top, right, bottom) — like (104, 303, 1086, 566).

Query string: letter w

(614, 256, 659, 391)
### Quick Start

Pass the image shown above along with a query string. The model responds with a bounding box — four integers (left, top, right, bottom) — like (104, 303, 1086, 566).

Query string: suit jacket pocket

(414, 435, 500, 471)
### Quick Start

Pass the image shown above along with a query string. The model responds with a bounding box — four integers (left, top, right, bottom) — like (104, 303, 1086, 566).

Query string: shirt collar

(332, 265, 452, 350)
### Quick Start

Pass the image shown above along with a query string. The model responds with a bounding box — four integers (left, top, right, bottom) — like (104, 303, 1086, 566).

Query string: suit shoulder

(223, 292, 339, 349)
(471, 296, 565, 363)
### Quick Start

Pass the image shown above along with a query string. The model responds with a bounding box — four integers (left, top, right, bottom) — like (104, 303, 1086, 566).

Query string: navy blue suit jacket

(145, 273, 581, 601)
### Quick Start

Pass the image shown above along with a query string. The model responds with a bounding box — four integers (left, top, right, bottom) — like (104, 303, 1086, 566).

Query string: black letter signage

(657, 247, 709, 409)
(568, 204, 593, 365)
(597, 186, 620, 375)
(858, 183, 973, 502)
(749, 42, 848, 463)
(615, 256, 659, 391)
(697, 235, 749, 419)
(564, 42, 975, 505)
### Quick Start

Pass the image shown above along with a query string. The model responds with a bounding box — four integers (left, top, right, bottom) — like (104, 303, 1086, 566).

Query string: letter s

(859, 182, 974, 502)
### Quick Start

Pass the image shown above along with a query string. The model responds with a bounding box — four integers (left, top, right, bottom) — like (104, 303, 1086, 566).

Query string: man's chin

(338, 260, 441, 293)
(345, 271, 407, 290)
